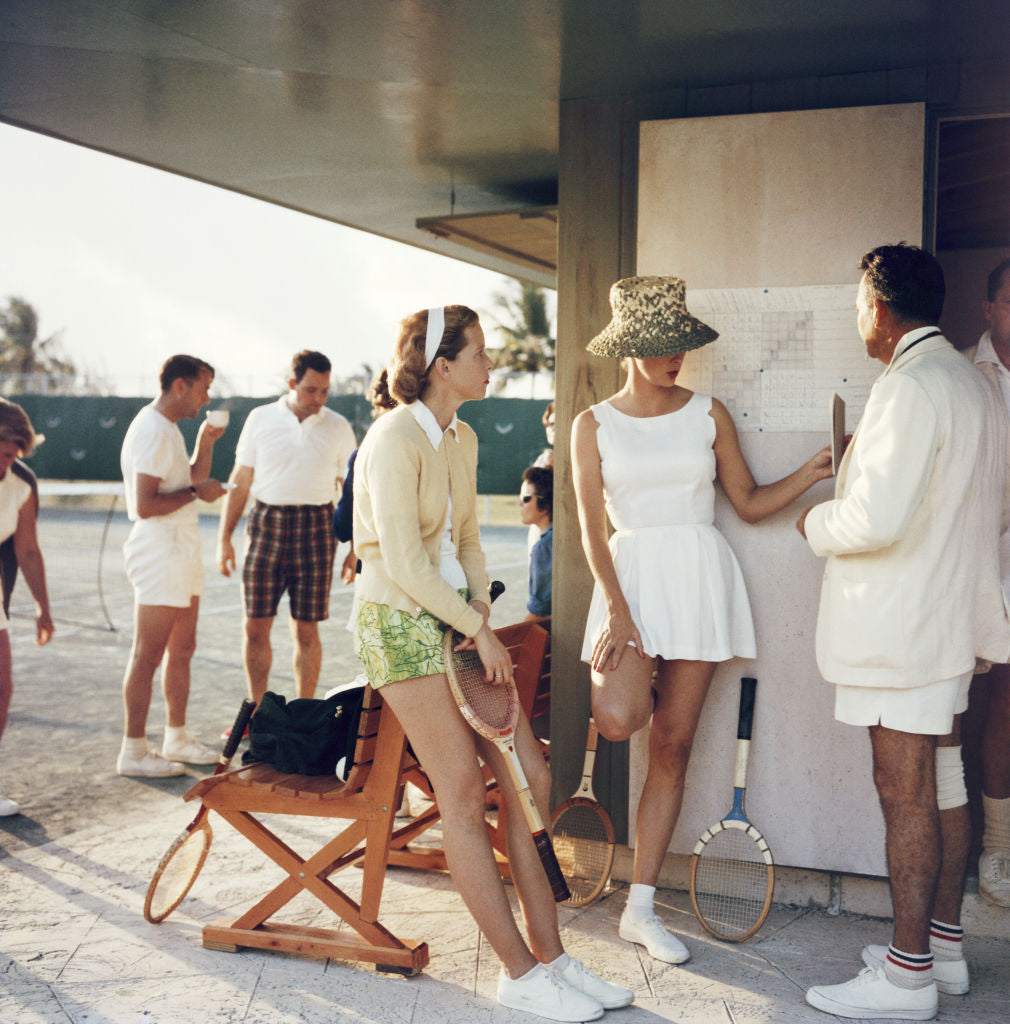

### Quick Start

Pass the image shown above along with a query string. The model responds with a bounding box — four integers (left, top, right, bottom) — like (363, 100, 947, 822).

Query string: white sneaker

(553, 956, 634, 1009)
(978, 848, 1010, 908)
(618, 911, 690, 964)
(161, 736, 218, 765)
(862, 944, 968, 995)
(497, 964, 603, 1022)
(0, 794, 19, 816)
(116, 750, 186, 777)
(806, 965, 937, 1020)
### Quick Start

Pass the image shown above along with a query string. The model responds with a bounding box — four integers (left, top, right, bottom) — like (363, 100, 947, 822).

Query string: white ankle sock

(163, 726, 188, 747)
(121, 737, 147, 760)
(547, 953, 571, 971)
(883, 945, 933, 990)
(929, 919, 964, 962)
(512, 963, 540, 983)
(981, 794, 1010, 850)
(625, 883, 656, 920)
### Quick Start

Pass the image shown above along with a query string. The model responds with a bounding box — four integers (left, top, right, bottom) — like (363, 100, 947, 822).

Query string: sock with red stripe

(929, 919, 964, 961)
(882, 945, 934, 990)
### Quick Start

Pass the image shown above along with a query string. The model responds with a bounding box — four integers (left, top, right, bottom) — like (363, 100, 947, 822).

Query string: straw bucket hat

(587, 276, 718, 358)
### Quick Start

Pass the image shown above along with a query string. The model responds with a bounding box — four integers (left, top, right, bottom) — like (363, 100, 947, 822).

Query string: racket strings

(692, 827, 771, 939)
(450, 644, 517, 733)
(552, 804, 612, 904)
(146, 829, 211, 922)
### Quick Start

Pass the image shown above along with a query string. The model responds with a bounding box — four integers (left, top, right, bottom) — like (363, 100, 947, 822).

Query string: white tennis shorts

(834, 670, 972, 736)
(124, 520, 204, 608)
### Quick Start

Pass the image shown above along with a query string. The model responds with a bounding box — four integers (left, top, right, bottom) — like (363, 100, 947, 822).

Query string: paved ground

(1, 511, 1008, 1023)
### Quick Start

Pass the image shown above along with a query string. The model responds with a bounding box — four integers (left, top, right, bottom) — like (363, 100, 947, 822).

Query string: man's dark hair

(291, 350, 332, 383)
(160, 354, 214, 392)
(987, 258, 1010, 302)
(522, 465, 553, 517)
(858, 243, 945, 325)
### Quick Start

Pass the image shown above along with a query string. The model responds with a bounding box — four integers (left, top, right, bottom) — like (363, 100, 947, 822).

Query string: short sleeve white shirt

(120, 404, 197, 525)
(974, 330, 1010, 414)
(0, 468, 31, 545)
(235, 395, 356, 505)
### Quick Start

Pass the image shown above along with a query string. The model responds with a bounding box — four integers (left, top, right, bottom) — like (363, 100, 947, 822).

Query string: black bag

(242, 686, 365, 778)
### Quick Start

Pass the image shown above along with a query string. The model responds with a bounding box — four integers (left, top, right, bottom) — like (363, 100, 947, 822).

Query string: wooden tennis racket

(550, 717, 615, 906)
(143, 698, 256, 923)
(443, 582, 570, 902)
(689, 676, 774, 941)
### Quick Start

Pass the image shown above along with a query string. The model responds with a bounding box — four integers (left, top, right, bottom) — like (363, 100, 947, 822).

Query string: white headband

(424, 307, 445, 368)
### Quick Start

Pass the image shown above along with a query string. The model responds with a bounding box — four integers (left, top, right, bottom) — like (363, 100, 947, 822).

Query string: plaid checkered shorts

(242, 501, 337, 621)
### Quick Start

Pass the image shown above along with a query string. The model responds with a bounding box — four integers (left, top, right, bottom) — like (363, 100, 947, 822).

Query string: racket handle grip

(221, 699, 256, 762)
(534, 832, 572, 903)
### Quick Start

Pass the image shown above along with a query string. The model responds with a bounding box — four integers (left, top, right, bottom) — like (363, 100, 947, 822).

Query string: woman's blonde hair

(0, 399, 37, 456)
(388, 305, 479, 404)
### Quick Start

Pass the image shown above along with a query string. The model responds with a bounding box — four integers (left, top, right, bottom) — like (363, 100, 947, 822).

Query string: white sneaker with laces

(497, 964, 603, 1022)
(862, 944, 968, 995)
(978, 848, 1010, 908)
(0, 794, 19, 816)
(161, 736, 218, 765)
(116, 749, 186, 777)
(553, 956, 634, 1009)
(618, 911, 690, 964)
(805, 965, 937, 1020)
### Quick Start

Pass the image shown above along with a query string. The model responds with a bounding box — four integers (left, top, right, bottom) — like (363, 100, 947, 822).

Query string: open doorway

(934, 112, 1010, 877)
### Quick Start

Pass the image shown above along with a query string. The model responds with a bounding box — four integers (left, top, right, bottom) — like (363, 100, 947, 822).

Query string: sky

(0, 122, 546, 397)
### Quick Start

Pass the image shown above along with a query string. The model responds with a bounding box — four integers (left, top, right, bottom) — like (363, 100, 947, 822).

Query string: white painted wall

(635, 104, 925, 875)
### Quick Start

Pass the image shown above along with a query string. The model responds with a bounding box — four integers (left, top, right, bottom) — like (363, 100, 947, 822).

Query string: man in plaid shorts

(217, 350, 356, 706)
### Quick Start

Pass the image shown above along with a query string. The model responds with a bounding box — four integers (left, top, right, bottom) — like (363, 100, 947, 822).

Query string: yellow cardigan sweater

(352, 404, 488, 638)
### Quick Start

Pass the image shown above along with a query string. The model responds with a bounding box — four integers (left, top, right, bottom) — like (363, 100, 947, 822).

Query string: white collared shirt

(235, 394, 356, 505)
(973, 329, 1010, 415)
(408, 401, 467, 589)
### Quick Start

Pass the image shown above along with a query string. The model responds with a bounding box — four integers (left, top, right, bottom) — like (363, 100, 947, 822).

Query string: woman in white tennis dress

(572, 276, 832, 964)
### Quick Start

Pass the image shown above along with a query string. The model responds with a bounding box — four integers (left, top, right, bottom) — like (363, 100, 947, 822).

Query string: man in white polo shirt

(217, 350, 356, 708)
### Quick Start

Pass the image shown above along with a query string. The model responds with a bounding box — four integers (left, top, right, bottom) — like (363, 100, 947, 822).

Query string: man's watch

(189, 485, 198, 500)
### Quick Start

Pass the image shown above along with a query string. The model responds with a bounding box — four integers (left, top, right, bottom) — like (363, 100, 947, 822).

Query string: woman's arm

(712, 398, 833, 524)
(12, 492, 53, 645)
(571, 409, 644, 671)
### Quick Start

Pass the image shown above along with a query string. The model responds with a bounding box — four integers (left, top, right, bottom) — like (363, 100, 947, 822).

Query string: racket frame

(688, 677, 775, 942)
(443, 617, 571, 903)
(550, 717, 616, 906)
(143, 698, 256, 923)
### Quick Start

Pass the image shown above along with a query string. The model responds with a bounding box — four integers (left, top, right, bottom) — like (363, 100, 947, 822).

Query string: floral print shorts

(354, 590, 469, 689)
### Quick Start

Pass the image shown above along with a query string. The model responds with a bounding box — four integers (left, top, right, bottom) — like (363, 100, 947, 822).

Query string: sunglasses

(520, 494, 542, 504)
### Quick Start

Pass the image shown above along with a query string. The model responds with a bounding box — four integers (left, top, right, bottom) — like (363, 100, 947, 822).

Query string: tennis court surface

(1, 512, 1008, 1023)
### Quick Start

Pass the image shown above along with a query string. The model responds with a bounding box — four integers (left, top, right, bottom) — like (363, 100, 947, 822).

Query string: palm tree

(0, 296, 77, 393)
(490, 282, 556, 376)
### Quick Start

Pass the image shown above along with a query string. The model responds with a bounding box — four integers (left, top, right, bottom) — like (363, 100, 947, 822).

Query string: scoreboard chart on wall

(678, 285, 880, 433)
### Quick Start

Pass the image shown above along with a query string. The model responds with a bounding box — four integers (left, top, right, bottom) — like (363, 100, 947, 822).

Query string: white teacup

(206, 409, 230, 428)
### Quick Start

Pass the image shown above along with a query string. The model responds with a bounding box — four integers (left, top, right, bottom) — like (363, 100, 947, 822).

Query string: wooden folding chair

(183, 686, 428, 975)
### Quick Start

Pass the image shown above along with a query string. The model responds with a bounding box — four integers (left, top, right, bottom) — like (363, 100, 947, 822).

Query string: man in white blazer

(797, 244, 1010, 1021)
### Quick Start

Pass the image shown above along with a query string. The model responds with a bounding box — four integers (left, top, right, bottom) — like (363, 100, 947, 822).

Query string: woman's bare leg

(633, 659, 717, 884)
(379, 673, 537, 978)
(477, 715, 563, 963)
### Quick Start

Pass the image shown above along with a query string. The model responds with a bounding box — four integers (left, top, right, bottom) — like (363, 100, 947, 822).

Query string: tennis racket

(443, 582, 570, 902)
(143, 698, 256, 923)
(689, 676, 774, 942)
(550, 717, 615, 906)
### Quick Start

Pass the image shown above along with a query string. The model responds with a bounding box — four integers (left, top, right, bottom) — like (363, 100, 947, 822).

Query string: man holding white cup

(117, 355, 229, 777)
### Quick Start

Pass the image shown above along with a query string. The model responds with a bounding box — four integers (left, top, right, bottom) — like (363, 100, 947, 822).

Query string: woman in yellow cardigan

(352, 306, 630, 1022)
